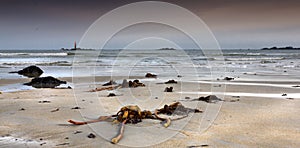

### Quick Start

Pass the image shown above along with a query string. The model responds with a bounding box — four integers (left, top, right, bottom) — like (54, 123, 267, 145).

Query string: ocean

(1, 49, 299, 81)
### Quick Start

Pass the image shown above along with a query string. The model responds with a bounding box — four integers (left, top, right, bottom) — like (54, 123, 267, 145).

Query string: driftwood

(154, 109, 171, 127)
(111, 119, 127, 144)
(89, 79, 145, 92)
(88, 85, 121, 92)
(68, 102, 202, 144)
(102, 80, 117, 86)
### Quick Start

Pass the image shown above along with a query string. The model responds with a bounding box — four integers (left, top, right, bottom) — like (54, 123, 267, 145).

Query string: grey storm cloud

(0, 0, 299, 49)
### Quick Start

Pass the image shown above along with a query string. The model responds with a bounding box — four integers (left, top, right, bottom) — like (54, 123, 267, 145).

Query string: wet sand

(0, 77, 299, 147)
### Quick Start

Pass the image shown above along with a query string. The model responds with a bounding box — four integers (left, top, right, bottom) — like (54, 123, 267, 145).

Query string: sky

(0, 0, 299, 49)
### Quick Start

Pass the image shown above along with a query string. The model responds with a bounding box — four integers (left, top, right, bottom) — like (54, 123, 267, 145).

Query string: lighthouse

(60, 41, 79, 50)
(74, 41, 77, 50)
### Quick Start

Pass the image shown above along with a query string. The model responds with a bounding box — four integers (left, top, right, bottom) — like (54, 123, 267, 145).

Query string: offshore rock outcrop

(9, 65, 43, 78)
(24, 76, 66, 88)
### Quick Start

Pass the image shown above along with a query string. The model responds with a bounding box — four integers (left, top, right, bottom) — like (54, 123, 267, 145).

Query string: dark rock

(177, 75, 182, 78)
(213, 84, 222, 87)
(9, 65, 43, 78)
(128, 79, 145, 88)
(282, 93, 287, 96)
(187, 144, 209, 148)
(107, 93, 116, 97)
(71, 106, 81, 110)
(40, 142, 46, 146)
(230, 99, 240, 102)
(198, 95, 222, 103)
(164, 87, 173, 92)
(87, 133, 96, 138)
(102, 80, 117, 86)
(157, 102, 202, 116)
(38, 100, 51, 103)
(73, 131, 82, 134)
(164, 80, 177, 84)
(24, 76, 66, 88)
(19, 108, 25, 111)
(185, 96, 191, 99)
(223, 77, 234, 81)
(292, 85, 300, 88)
(128, 80, 134, 87)
(145, 73, 157, 78)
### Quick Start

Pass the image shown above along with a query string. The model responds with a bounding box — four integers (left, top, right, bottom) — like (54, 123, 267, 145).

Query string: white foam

(0, 136, 45, 147)
(225, 57, 284, 61)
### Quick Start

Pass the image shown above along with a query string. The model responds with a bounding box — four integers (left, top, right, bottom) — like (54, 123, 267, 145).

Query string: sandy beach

(0, 75, 299, 147)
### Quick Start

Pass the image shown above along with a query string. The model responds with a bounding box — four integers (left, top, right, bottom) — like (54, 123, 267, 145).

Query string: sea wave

(225, 57, 285, 61)
(1, 61, 71, 66)
(223, 52, 265, 56)
(193, 57, 216, 61)
(0, 52, 68, 56)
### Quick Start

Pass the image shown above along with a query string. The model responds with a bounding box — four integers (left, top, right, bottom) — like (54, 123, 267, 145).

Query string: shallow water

(178, 91, 300, 99)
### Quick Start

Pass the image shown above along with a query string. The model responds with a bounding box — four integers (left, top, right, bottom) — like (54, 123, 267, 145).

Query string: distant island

(261, 46, 300, 50)
(61, 41, 81, 51)
(158, 47, 176, 50)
